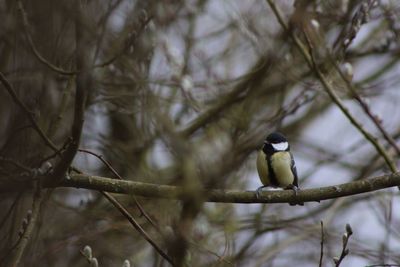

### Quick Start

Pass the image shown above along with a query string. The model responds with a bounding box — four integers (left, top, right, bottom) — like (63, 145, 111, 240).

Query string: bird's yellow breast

(270, 152, 294, 187)
(256, 150, 294, 187)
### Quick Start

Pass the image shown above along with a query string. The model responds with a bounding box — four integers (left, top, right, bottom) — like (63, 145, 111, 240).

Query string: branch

(178, 55, 273, 137)
(7, 187, 42, 267)
(0, 71, 59, 152)
(335, 73, 400, 156)
(51, 3, 88, 182)
(332, 1, 376, 56)
(319, 221, 324, 267)
(47, 76, 75, 139)
(266, 0, 398, 173)
(70, 162, 172, 265)
(93, 13, 153, 68)
(16, 0, 76, 75)
(101, 192, 175, 266)
(78, 149, 161, 233)
(333, 224, 353, 267)
(11, 172, 395, 204)
(310, 55, 397, 173)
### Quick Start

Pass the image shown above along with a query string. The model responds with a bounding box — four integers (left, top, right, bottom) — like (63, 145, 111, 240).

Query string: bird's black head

(263, 132, 289, 154)
(266, 132, 287, 144)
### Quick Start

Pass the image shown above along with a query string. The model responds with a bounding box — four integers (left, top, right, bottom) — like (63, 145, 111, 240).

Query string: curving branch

(14, 172, 398, 204)
(179, 55, 273, 137)
(0, 71, 59, 153)
(6, 187, 42, 267)
(78, 149, 161, 233)
(102, 192, 175, 266)
(50, 4, 88, 182)
(16, 0, 76, 75)
(266, 0, 398, 173)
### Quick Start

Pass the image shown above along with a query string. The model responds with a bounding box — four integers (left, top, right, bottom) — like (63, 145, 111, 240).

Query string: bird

(256, 132, 302, 205)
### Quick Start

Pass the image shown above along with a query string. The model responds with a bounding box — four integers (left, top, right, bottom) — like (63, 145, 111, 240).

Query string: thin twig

(47, 75, 75, 139)
(91, 0, 124, 64)
(16, 0, 76, 75)
(0, 157, 32, 173)
(0, 71, 59, 153)
(70, 165, 173, 265)
(51, 4, 88, 182)
(102, 192, 175, 266)
(7, 186, 42, 267)
(78, 149, 122, 179)
(38, 138, 72, 168)
(269, 89, 315, 125)
(311, 52, 396, 173)
(332, 66, 400, 156)
(179, 55, 273, 137)
(0, 192, 23, 231)
(333, 224, 353, 267)
(319, 221, 324, 267)
(78, 148, 161, 233)
(93, 14, 153, 68)
(333, 1, 377, 56)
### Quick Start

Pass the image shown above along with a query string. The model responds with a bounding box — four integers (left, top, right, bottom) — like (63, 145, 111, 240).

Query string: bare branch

(101, 192, 175, 266)
(78, 148, 161, 233)
(319, 221, 324, 267)
(266, 0, 398, 173)
(16, 0, 76, 75)
(51, 2, 88, 182)
(0, 71, 59, 153)
(18, 171, 399, 204)
(6, 187, 42, 267)
(333, 224, 353, 267)
(179, 55, 273, 137)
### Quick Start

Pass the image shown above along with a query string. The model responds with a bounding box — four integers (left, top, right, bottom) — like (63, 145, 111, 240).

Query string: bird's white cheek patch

(272, 142, 288, 151)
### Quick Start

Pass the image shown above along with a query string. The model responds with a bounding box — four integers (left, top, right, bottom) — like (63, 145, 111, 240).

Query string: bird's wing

(290, 152, 299, 187)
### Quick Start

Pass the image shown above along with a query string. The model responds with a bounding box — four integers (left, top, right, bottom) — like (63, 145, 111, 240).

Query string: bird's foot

(285, 185, 304, 206)
(256, 186, 268, 199)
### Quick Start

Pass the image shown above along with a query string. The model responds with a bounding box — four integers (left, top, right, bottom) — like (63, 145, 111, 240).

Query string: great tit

(256, 132, 302, 204)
